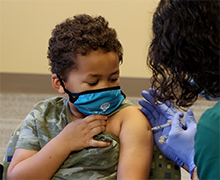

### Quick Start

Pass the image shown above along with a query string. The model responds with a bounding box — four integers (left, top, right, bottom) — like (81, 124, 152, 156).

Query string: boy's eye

(88, 81, 98, 86)
(110, 78, 118, 82)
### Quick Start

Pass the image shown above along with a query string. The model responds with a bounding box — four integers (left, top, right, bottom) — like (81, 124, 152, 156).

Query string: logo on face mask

(100, 102, 111, 112)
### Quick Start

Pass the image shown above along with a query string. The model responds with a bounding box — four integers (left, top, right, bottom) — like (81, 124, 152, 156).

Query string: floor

(0, 93, 217, 179)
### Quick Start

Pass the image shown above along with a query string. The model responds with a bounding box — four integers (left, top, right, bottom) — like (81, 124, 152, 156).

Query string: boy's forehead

(76, 50, 119, 62)
(70, 51, 119, 74)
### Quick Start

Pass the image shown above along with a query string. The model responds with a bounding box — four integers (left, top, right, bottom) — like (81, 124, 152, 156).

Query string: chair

(0, 164, 3, 180)
(2, 123, 22, 180)
(149, 145, 181, 179)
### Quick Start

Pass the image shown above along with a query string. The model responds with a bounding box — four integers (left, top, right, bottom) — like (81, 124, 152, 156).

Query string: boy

(6, 14, 153, 179)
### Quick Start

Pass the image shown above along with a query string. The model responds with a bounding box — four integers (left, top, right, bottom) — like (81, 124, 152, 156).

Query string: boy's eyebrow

(110, 70, 119, 76)
(88, 70, 119, 78)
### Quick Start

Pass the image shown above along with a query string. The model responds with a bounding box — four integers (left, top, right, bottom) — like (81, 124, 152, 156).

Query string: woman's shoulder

(200, 101, 220, 124)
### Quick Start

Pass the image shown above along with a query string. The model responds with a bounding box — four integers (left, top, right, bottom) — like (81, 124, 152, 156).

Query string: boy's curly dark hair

(148, 0, 220, 108)
(47, 14, 123, 81)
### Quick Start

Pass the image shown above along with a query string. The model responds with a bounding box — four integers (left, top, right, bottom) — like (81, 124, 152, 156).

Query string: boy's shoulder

(30, 96, 68, 117)
(115, 98, 144, 118)
(117, 102, 143, 118)
(33, 96, 66, 109)
(107, 98, 140, 117)
(106, 98, 150, 138)
(122, 98, 140, 108)
(118, 99, 150, 127)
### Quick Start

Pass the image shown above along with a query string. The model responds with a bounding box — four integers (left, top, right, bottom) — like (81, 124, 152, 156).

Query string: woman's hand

(139, 88, 184, 167)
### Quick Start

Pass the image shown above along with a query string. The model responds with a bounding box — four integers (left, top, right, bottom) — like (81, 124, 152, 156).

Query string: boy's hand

(58, 115, 110, 152)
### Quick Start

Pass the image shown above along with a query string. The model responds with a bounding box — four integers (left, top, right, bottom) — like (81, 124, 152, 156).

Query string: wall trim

(0, 73, 151, 97)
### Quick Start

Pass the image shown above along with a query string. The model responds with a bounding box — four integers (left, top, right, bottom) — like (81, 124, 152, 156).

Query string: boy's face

(64, 49, 120, 94)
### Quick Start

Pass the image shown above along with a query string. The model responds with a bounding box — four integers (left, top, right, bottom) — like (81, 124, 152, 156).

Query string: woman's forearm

(192, 167, 199, 180)
(182, 164, 199, 180)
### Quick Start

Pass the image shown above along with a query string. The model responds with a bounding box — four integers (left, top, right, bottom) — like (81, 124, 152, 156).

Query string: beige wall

(0, 0, 159, 78)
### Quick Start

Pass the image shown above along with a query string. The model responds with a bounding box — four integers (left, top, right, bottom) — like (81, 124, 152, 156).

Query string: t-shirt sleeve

(194, 102, 220, 179)
(16, 105, 42, 151)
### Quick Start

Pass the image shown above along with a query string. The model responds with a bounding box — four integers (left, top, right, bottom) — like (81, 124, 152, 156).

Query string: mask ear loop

(56, 74, 78, 103)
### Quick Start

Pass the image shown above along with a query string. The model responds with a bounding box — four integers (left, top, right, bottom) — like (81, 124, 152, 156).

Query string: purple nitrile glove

(166, 110, 196, 177)
(139, 88, 184, 167)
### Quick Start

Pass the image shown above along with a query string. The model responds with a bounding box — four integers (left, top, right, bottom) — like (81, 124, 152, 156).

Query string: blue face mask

(57, 74, 126, 115)
(198, 91, 220, 101)
(190, 79, 220, 101)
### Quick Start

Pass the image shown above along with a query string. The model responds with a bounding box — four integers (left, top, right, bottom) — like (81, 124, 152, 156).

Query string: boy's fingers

(88, 119, 107, 130)
(89, 139, 110, 147)
(90, 125, 106, 136)
(84, 115, 108, 123)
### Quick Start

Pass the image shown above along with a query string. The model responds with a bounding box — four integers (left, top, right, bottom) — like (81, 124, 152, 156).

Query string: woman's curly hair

(148, 0, 220, 108)
(47, 14, 123, 80)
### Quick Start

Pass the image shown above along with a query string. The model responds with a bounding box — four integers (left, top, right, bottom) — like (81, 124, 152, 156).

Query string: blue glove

(139, 88, 184, 167)
(166, 110, 196, 176)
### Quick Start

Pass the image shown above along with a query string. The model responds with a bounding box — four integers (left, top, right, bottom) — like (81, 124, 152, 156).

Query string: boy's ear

(51, 74, 65, 94)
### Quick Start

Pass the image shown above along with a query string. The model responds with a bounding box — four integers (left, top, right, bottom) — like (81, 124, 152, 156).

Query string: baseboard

(0, 73, 151, 97)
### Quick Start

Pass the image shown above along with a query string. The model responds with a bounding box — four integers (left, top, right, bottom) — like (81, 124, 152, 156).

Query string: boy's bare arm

(117, 106, 154, 180)
(7, 137, 71, 180)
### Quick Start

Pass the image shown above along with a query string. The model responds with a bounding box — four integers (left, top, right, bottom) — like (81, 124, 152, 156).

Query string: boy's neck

(68, 103, 86, 120)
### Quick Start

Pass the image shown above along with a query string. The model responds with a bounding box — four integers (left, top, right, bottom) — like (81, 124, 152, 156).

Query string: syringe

(151, 120, 172, 131)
